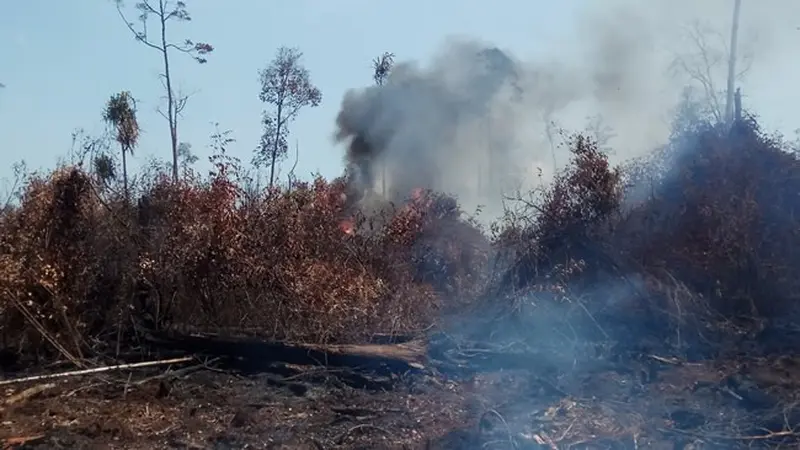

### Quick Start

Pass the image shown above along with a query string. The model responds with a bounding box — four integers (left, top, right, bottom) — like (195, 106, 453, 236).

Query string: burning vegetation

(4, 7, 800, 446)
(3, 107, 800, 447)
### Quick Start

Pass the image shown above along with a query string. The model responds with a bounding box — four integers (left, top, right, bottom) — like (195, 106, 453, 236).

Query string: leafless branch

(0, 356, 196, 386)
(115, 2, 163, 52)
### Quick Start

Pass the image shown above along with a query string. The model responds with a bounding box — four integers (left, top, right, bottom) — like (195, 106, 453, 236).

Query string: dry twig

(3, 383, 56, 406)
(0, 356, 194, 386)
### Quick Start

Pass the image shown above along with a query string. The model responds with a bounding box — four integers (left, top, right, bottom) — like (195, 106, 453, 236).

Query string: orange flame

(338, 188, 429, 236)
(339, 218, 355, 235)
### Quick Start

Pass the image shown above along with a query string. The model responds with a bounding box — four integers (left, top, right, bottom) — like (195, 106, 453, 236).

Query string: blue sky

(0, 0, 586, 188)
(2, 0, 798, 194)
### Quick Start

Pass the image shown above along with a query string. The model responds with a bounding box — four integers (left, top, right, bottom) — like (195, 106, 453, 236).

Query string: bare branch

(165, 42, 192, 53)
(137, 0, 158, 16)
(115, 1, 163, 52)
(156, 106, 169, 121)
(174, 89, 198, 117)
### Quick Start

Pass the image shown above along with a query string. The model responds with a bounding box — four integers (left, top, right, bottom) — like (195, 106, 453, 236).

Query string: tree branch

(116, 2, 163, 52)
(165, 42, 192, 53)
(138, 0, 158, 16)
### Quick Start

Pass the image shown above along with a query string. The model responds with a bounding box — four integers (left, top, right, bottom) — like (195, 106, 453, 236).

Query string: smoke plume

(334, 0, 800, 220)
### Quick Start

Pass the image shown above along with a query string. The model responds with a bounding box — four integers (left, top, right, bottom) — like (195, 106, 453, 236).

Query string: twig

(133, 357, 220, 386)
(648, 354, 684, 365)
(4, 288, 84, 368)
(2, 435, 45, 449)
(0, 356, 195, 386)
(334, 424, 392, 445)
(532, 431, 558, 450)
(479, 409, 517, 449)
(4, 383, 56, 405)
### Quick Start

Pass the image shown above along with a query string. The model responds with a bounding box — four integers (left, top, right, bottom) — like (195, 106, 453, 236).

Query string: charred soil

(3, 340, 800, 449)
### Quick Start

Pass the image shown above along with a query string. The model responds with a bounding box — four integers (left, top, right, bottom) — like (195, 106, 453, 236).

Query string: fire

(339, 218, 355, 235)
(337, 188, 429, 236)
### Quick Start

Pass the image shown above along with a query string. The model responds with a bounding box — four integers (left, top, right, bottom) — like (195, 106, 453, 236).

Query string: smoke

(333, 0, 800, 221)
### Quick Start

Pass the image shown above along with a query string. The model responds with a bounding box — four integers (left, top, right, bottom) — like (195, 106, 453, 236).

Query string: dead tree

(114, 0, 214, 181)
(671, 19, 750, 125)
(724, 0, 743, 125)
(734, 87, 742, 122)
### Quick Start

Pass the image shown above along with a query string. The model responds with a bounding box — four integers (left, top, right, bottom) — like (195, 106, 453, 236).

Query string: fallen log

(143, 331, 427, 373)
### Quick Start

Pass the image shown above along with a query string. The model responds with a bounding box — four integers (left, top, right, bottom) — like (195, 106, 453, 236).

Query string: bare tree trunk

(734, 87, 742, 121)
(269, 104, 283, 189)
(159, 0, 179, 182)
(122, 145, 129, 203)
(381, 162, 386, 197)
(724, 0, 742, 126)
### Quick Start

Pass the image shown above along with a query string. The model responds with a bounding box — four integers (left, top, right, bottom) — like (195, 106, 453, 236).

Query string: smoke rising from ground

(334, 0, 800, 220)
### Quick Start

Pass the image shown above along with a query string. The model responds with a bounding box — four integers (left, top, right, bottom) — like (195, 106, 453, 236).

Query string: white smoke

(334, 0, 800, 221)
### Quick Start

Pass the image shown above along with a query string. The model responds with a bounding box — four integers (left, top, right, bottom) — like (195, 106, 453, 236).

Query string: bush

(619, 119, 800, 321)
(490, 118, 800, 350)
(0, 152, 489, 362)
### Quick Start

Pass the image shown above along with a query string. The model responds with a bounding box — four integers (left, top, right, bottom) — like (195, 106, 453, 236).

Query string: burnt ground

(3, 334, 800, 450)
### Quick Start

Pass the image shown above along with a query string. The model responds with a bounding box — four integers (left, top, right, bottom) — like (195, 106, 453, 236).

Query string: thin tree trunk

(734, 87, 742, 121)
(159, 0, 179, 182)
(269, 103, 283, 189)
(381, 161, 386, 197)
(724, 0, 742, 126)
(122, 145, 129, 203)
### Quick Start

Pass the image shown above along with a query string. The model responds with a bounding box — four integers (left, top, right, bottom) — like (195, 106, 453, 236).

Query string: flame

(337, 188, 430, 236)
(339, 218, 355, 235)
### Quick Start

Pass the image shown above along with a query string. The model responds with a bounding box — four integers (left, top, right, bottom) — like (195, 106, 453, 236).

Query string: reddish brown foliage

(494, 135, 622, 294)
(0, 155, 488, 362)
(3, 117, 798, 363)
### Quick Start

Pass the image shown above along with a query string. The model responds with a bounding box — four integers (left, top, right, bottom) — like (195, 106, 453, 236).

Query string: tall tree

(372, 52, 394, 197)
(103, 91, 140, 201)
(255, 47, 322, 188)
(114, 0, 214, 181)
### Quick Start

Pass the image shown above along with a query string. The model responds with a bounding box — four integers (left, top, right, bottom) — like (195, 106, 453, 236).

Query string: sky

(0, 0, 587, 188)
(1, 0, 799, 195)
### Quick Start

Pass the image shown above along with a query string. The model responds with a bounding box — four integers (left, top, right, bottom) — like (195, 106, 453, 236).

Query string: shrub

(0, 152, 489, 362)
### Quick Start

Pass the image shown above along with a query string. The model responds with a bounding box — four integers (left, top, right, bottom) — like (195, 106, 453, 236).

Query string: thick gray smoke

(334, 0, 800, 220)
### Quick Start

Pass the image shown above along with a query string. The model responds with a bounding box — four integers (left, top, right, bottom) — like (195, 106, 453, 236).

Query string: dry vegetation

(2, 114, 799, 364)
(2, 113, 800, 448)
(0, 146, 495, 364)
(490, 117, 800, 353)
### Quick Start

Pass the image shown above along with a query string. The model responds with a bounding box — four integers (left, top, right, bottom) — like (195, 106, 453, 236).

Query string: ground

(3, 337, 800, 450)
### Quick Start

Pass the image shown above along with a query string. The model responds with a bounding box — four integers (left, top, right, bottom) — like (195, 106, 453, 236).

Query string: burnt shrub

(0, 149, 489, 362)
(491, 116, 800, 349)
(618, 118, 800, 323)
(401, 190, 492, 310)
(0, 167, 132, 361)
(493, 134, 623, 295)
